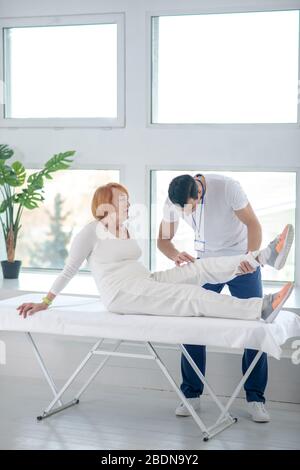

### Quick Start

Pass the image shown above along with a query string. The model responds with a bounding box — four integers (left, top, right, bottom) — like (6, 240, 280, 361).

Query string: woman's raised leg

(151, 252, 260, 286)
(151, 224, 294, 287)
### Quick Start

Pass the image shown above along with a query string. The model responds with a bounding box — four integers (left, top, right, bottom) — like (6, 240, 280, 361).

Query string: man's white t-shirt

(163, 174, 249, 258)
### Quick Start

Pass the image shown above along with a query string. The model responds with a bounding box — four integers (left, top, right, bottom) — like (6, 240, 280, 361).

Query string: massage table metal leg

(178, 345, 264, 440)
(75, 340, 122, 400)
(36, 338, 104, 420)
(215, 350, 264, 425)
(27, 332, 63, 408)
(146, 342, 211, 438)
(178, 344, 238, 440)
(28, 335, 262, 441)
(180, 344, 232, 419)
(37, 399, 80, 420)
(147, 343, 237, 441)
(204, 416, 238, 441)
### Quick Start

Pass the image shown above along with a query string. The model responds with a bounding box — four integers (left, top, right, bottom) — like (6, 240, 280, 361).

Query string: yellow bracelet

(42, 296, 52, 306)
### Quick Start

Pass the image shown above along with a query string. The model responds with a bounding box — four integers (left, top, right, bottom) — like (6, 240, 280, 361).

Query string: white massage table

(1, 292, 300, 442)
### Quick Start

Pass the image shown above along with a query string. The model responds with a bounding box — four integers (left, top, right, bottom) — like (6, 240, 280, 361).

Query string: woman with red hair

(17, 182, 293, 323)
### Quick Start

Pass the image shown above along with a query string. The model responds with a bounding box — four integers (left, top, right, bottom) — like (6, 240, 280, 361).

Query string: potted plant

(0, 144, 75, 279)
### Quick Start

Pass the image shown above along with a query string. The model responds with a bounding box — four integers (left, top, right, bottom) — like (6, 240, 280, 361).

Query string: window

(1, 14, 124, 126)
(16, 169, 120, 270)
(151, 171, 296, 282)
(151, 10, 299, 124)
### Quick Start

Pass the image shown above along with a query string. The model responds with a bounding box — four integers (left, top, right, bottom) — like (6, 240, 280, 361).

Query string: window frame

(15, 163, 124, 274)
(147, 165, 299, 286)
(147, 7, 300, 128)
(0, 13, 125, 128)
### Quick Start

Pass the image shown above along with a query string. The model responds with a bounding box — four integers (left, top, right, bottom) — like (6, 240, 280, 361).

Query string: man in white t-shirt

(157, 173, 270, 423)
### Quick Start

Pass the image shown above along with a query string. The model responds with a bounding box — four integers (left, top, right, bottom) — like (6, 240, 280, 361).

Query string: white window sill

(0, 270, 99, 298)
(0, 270, 299, 311)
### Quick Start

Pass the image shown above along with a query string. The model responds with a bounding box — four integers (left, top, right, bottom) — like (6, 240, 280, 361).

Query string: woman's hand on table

(17, 302, 49, 319)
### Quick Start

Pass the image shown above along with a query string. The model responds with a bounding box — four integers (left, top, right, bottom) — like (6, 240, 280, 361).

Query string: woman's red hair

(91, 182, 129, 220)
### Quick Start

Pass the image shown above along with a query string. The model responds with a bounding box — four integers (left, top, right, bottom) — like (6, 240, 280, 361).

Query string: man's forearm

(157, 239, 179, 261)
(247, 222, 262, 251)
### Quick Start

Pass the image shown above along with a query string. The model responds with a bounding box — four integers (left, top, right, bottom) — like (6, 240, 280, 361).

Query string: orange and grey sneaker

(258, 224, 294, 270)
(261, 282, 294, 323)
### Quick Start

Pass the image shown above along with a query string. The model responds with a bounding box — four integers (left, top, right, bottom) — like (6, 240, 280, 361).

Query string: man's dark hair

(168, 174, 198, 208)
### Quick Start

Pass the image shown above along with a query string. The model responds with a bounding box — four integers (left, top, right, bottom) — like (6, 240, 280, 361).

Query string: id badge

(194, 239, 205, 252)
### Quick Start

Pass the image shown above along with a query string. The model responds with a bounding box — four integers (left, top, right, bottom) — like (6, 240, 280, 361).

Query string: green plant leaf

(0, 162, 14, 185)
(0, 193, 15, 212)
(0, 160, 25, 187)
(0, 198, 10, 213)
(17, 191, 45, 209)
(0, 144, 14, 161)
(27, 172, 44, 190)
(44, 151, 75, 173)
(11, 161, 26, 185)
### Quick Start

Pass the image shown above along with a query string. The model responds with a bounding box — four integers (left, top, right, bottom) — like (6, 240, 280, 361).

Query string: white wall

(0, 0, 300, 277)
(0, 0, 300, 403)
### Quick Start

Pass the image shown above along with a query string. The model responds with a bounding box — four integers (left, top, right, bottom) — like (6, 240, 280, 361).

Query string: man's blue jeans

(180, 267, 268, 403)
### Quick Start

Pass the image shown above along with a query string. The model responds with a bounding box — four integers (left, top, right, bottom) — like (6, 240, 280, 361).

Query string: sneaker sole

(264, 283, 294, 323)
(175, 410, 192, 417)
(252, 416, 270, 423)
(274, 224, 294, 270)
(175, 405, 201, 417)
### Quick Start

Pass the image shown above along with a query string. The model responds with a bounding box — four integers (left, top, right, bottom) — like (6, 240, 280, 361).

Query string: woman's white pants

(108, 252, 263, 320)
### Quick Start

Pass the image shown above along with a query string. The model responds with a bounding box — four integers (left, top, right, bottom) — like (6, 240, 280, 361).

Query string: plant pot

(1, 260, 22, 279)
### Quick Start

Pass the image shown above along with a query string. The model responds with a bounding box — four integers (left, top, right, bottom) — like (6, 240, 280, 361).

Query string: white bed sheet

(0, 293, 300, 359)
